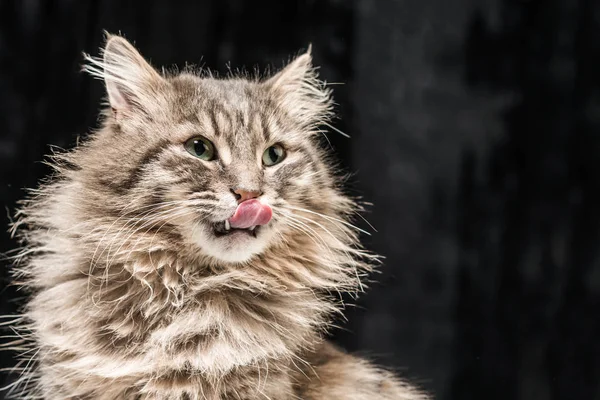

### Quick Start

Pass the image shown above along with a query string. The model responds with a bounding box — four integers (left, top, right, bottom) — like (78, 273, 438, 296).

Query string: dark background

(1, 0, 600, 399)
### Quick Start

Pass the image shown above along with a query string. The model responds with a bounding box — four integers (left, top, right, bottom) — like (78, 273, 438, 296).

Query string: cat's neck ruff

(23, 221, 362, 391)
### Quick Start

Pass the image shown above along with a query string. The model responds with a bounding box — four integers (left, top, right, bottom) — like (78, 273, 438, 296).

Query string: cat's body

(4, 35, 428, 399)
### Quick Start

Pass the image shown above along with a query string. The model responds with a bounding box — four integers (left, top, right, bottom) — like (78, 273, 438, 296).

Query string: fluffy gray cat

(4, 34, 429, 400)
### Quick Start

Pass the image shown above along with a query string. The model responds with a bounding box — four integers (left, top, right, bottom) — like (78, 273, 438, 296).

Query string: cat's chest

(83, 263, 322, 397)
(138, 363, 296, 400)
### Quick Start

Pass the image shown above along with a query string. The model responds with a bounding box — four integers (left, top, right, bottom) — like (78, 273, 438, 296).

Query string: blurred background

(1, 0, 600, 399)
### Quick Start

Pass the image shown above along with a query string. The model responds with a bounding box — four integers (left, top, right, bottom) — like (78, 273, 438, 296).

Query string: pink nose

(231, 189, 261, 203)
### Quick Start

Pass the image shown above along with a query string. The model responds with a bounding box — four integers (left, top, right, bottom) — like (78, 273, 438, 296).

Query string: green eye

(262, 144, 286, 166)
(185, 136, 216, 161)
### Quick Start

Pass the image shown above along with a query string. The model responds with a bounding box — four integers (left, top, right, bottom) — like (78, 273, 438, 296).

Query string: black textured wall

(1, 1, 599, 399)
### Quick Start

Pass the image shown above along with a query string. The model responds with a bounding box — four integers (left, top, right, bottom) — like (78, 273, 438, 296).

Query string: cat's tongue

(228, 199, 272, 229)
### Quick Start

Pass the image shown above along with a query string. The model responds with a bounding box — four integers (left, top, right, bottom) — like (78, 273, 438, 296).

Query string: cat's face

(143, 76, 330, 263)
(82, 36, 340, 264)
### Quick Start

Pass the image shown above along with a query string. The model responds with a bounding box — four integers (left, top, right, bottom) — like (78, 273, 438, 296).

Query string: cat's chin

(190, 223, 271, 263)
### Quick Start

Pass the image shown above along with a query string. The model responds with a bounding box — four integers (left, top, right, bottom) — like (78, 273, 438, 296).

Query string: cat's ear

(84, 33, 166, 114)
(265, 46, 333, 128)
(267, 46, 314, 91)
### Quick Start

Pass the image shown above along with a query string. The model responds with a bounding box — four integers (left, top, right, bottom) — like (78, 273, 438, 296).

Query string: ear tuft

(268, 47, 313, 91)
(265, 46, 333, 130)
(83, 34, 164, 114)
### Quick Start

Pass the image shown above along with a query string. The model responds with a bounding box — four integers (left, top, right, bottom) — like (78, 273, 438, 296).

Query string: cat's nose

(231, 188, 261, 203)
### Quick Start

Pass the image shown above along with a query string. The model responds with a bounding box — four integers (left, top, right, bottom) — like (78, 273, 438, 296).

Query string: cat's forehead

(167, 74, 290, 146)
(170, 74, 263, 113)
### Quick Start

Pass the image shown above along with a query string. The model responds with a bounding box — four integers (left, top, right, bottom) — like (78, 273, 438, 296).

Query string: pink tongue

(228, 199, 272, 229)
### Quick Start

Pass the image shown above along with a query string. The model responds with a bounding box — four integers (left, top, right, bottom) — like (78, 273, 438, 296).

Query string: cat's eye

(262, 144, 286, 166)
(184, 136, 216, 161)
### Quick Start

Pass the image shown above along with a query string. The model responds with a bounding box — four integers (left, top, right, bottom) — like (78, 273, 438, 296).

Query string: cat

(3, 33, 429, 399)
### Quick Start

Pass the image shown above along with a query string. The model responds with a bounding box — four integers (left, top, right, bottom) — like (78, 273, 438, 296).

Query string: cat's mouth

(212, 220, 260, 238)
(210, 199, 271, 239)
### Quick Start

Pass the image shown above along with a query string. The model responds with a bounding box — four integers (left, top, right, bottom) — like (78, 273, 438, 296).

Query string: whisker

(282, 205, 370, 236)
(321, 122, 350, 138)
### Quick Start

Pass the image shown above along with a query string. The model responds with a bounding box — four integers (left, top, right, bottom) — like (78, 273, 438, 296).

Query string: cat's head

(75, 34, 356, 266)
